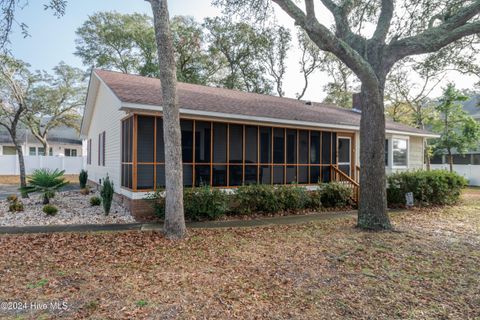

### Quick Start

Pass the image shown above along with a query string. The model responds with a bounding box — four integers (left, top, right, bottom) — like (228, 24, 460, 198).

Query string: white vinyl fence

(431, 164, 480, 186)
(0, 155, 86, 175)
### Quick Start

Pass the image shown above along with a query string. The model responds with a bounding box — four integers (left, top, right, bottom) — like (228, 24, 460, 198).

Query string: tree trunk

(148, 0, 186, 239)
(357, 85, 391, 230)
(425, 139, 431, 171)
(447, 149, 453, 172)
(15, 142, 28, 197)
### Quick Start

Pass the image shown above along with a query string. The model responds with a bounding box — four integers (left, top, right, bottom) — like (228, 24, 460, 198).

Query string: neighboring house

(430, 94, 480, 165)
(0, 125, 83, 157)
(81, 70, 437, 220)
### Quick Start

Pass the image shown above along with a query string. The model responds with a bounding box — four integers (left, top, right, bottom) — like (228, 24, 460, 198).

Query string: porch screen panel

(212, 165, 227, 186)
(273, 166, 284, 184)
(260, 127, 271, 163)
(156, 118, 164, 162)
(321, 132, 332, 182)
(310, 131, 320, 164)
(229, 124, 243, 186)
(298, 166, 308, 184)
(299, 130, 309, 164)
(245, 125, 258, 185)
(195, 121, 211, 163)
(181, 120, 193, 163)
(245, 125, 258, 163)
(213, 123, 227, 163)
(121, 116, 133, 189)
(195, 165, 211, 186)
(286, 129, 297, 164)
(273, 128, 285, 164)
(156, 165, 165, 188)
(137, 165, 154, 190)
(229, 124, 243, 163)
(137, 116, 154, 163)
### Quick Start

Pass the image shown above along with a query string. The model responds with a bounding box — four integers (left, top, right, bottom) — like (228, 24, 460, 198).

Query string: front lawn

(0, 189, 479, 319)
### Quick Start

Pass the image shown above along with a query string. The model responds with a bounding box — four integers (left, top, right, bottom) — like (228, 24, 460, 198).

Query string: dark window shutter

(103, 131, 106, 166)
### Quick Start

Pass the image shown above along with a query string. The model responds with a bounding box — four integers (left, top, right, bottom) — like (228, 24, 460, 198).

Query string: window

(49, 148, 53, 156)
(65, 148, 77, 157)
(87, 139, 92, 165)
(98, 131, 106, 166)
(473, 154, 480, 165)
(452, 154, 471, 164)
(392, 138, 408, 167)
(29, 147, 36, 156)
(385, 139, 389, 166)
(338, 137, 351, 176)
(38, 147, 46, 156)
(2, 146, 17, 155)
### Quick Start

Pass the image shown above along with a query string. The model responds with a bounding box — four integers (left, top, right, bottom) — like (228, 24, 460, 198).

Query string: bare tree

(215, 0, 480, 230)
(296, 29, 322, 100)
(146, 0, 186, 239)
(261, 25, 291, 97)
(24, 62, 85, 153)
(0, 55, 38, 191)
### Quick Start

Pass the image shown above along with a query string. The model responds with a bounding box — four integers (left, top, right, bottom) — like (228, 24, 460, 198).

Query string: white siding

(85, 82, 126, 193)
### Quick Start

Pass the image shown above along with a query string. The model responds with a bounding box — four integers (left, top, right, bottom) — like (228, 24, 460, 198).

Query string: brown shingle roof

(94, 69, 433, 136)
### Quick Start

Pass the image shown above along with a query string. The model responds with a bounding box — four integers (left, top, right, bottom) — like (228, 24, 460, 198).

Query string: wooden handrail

(331, 165, 360, 204)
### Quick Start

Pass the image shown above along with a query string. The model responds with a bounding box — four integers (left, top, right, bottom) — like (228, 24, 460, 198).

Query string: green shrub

(8, 200, 24, 212)
(100, 176, 114, 215)
(234, 184, 280, 214)
(144, 189, 165, 219)
(43, 204, 58, 216)
(319, 182, 352, 208)
(79, 170, 88, 189)
(184, 185, 230, 221)
(90, 196, 101, 206)
(145, 186, 229, 221)
(275, 185, 311, 211)
(387, 170, 467, 207)
(20, 169, 68, 204)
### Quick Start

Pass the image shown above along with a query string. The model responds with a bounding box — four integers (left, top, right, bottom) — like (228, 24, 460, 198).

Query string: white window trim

(391, 135, 409, 169)
(337, 136, 352, 165)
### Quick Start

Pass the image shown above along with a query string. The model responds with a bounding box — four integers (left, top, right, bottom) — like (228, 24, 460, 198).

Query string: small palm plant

(20, 169, 69, 204)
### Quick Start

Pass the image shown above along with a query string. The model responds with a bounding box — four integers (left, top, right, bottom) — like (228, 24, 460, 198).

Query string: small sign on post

(405, 192, 414, 207)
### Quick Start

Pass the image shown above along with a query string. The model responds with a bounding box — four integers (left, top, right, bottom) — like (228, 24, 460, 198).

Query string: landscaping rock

(0, 191, 135, 226)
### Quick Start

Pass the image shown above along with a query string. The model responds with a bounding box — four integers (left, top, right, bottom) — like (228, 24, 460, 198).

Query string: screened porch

(120, 114, 356, 192)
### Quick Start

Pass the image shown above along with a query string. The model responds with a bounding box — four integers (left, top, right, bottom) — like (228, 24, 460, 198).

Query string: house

(0, 125, 84, 157)
(81, 70, 438, 220)
(431, 94, 480, 166)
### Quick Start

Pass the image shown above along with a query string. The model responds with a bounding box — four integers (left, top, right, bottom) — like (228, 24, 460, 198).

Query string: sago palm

(20, 169, 68, 204)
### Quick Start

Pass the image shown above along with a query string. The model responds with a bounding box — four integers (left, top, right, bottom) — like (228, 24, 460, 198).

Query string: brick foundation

(87, 180, 157, 222)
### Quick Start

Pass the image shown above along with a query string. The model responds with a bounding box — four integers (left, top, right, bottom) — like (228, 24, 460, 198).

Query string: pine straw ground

(0, 189, 479, 320)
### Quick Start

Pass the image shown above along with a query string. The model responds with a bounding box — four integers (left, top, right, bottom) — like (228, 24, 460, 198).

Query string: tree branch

(372, 0, 394, 42)
(272, 0, 379, 89)
(388, 22, 480, 62)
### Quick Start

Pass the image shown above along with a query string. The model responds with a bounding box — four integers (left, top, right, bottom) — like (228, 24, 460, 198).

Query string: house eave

(120, 102, 439, 138)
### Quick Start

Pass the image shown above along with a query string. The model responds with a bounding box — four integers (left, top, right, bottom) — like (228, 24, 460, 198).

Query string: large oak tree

(215, 0, 480, 230)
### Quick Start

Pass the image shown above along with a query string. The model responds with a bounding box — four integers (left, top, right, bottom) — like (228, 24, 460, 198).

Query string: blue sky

(10, 0, 221, 71)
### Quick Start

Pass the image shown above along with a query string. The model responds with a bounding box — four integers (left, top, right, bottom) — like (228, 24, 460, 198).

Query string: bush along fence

(387, 170, 467, 207)
(144, 182, 354, 222)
